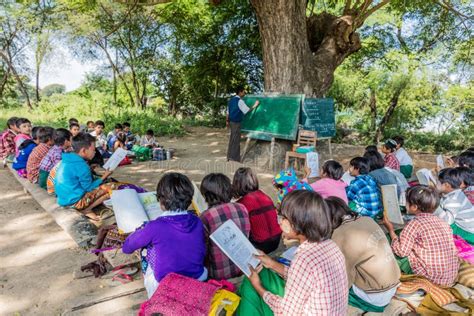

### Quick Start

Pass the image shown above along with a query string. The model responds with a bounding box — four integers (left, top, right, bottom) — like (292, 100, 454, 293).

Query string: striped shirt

(263, 240, 348, 315)
(391, 213, 459, 286)
(26, 143, 51, 183)
(438, 189, 474, 234)
(200, 202, 250, 279)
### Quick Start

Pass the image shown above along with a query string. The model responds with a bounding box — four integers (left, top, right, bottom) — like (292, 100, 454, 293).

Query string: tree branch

(361, 0, 390, 22)
(435, 0, 471, 19)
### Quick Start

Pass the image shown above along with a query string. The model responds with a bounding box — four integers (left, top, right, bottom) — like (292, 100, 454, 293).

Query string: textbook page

(306, 152, 320, 178)
(138, 192, 162, 220)
(341, 171, 355, 185)
(210, 220, 260, 277)
(436, 154, 445, 169)
(103, 148, 127, 171)
(191, 181, 208, 215)
(382, 184, 404, 225)
(112, 189, 149, 233)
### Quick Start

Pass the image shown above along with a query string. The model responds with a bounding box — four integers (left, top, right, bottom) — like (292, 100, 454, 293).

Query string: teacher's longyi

(226, 86, 259, 162)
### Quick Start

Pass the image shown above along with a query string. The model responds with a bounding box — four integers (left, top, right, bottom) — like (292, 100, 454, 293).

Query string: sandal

(102, 265, 138, 279)
(106, 271, 134, 287)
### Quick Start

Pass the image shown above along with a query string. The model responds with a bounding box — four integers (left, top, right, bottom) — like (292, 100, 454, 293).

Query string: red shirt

(237, 190, 282, 242)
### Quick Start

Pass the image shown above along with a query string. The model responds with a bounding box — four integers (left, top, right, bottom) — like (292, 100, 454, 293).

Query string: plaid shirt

(346, 175, 381, 218)
(263, 240, 348, 315)
(391, 213, 459, 286)
(39, 145, 63, 172)
(200, 202, 250, 279)
(27, 143, 51, 183)
(384, 152, 400, 171)
(0, 129, 17, 159)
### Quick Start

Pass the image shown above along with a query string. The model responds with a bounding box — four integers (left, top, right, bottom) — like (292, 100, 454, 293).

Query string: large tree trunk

(374, 85, 407, 143)
(250, 0, 361, 97)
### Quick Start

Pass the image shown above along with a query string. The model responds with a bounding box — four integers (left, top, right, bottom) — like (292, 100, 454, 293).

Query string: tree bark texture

(250, 0, 362, 97)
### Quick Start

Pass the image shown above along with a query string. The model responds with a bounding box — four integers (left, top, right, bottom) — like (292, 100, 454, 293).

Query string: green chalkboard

(300, 98, 336, 138)
(241, 94, 303, 141)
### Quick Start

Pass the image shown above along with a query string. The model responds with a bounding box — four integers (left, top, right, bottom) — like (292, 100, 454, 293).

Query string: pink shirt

(304, 178, 348, 203)
(14, 133, 32, 156)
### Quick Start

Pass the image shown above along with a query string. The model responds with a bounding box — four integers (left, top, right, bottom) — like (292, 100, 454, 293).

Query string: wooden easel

(241, 136, 276, 170)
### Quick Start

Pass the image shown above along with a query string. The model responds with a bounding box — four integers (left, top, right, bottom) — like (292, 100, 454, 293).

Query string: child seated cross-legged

(200, 173, 250, 280)
(346, 157, 382, 218)
(328, 197, 400, 313)
(38, 128, 72, 189)
(232, 167, 282, 254)
(303, 160, 348, 203)
(55, 133, 113, 221)
(140, 129, 158, 148)
(27, 127, 55, 184)
(436, 168, 474, 245)
(123, 173, 207, 298)
(243, 190, 348, 315)
(383, 185, 459, 286)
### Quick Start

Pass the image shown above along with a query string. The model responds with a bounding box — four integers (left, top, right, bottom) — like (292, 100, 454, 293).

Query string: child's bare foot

(83, 211, 100, 221)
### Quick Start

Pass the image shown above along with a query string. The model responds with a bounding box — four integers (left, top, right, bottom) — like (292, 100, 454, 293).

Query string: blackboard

(241, 94, 303, 141)
(300, 98, 336, 138)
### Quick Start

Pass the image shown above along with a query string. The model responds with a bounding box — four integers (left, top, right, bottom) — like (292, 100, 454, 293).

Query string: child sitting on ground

(273, 167, 313, 205)
(436, 168, 474, 244)
(393, 135, 413, 179)
(346, 157, 382, 218)
(200, 173, 250, 280)
(303, 160, 348, 203)
(383, 185, 458, 286)
(13, 118, 32, 155)
(113, 131, 127, 152)
(13, 126, 40, 177)
(69, 122, 80, 137)
(27, 127, 55, 183)
(123, 173, 207, 298)
(107, 123, 122, 150)
(140, 129, 158, 148)
(123, 122, 137, 150)
(381, 139, 400, 171)
(457, 166, 474, 204)
(232, 167, 282, 254)
(1, 117, 19, 167)
(38, 128, 72, 189)
(90, 120, 109, 157)
(329, 197, 400, 313)
(86, 121, 95, 133)
(55, 133, 113, 221)
(364, 150, 400, 198)
(243, 190, 348, 315)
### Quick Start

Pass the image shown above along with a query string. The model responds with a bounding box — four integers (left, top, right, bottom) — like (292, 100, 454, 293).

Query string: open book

(306, 152, 319, 178)
(111, 189, 163, 233)
(191, 181, 208, 215)
(103, 148, 128, 171)
(416, 168, 437, 187)
(381, 184, 404, 225)
(210, 219, 260, 277)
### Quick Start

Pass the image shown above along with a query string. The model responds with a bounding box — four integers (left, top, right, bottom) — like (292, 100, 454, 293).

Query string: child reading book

(303, 160, 348, 203)
(55, 133, 113, 221)
(381, 139, 400, 171)
(232, 167, 282, 254)
(106, 123, 122, 150)
(244, 190, 348, 315)
(90, 120, 108, 157)
(0, 117, 19, 166)
(363, 150, 400, 197)
(38, 128, 72, 189)
(393, 135, 413, 179)
(346, 157, 382, 218)
(27, 126, 55, 183)
(200, 173, 250, 280)
(140, 129, 158, 148)
(113, 132, 127, 152)
(14, 118, 32, 155)
(329, 197, 400, 313)
(383, 185, 459, 286)
(436, 168, 474, 244)
(123, 173, 207, 298)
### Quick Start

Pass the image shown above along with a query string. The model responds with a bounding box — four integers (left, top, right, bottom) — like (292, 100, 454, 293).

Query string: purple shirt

(122, 211, 206, 282)
(39, 145, 63, 172)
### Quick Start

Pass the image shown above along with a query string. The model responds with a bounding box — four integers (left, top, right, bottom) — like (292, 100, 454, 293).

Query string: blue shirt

(346, 174, 382, 218)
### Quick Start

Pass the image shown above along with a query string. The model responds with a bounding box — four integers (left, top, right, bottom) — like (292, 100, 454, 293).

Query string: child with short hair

(245, 190, 348, 315)
(107, 123, 123, 150)
(329, 197, 400, 313)
(140, 129, 158, 148)
(86, 121, 95, 133)
(1, 117, 19, 166)
(69, 122, 80, 137)
(38, 128, 72, 189)
(273, 167, 313, 204)
(27, 127, 55, 183)
(458, 150, 474, 169)
(13, 118, 32, 155)
(200, 173, 250, 279)
(123, 173, 207, 298)
(303, 160, 348, 203)
(364, 150, 400, 197)
(381, 139, 400, 171)
(122, 122, 137, 149)
(346, 157, 382, 218)
(436, 168, 474, 244)
(232, 167, 282, 254)
(89, 120, 108, 157)
(457, 166, 474, 204)
(55, 133, 113, 221)
(13, 126, 40, 177)
(393, 135, 413, 178)
(383, 185, 459, 286)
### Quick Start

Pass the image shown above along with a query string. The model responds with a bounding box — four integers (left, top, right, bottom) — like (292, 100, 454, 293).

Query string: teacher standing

(227, 86, 259, 162)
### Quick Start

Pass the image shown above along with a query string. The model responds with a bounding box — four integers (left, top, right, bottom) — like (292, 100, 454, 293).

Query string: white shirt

(227, 95, 250, 115)
(395, 147, 413, 166)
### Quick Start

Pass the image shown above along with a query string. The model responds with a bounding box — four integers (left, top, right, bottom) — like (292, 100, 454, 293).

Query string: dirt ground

(0, 126, 440, 315)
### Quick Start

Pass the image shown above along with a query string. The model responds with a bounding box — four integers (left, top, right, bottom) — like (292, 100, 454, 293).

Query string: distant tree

(41, 83, 66, 97)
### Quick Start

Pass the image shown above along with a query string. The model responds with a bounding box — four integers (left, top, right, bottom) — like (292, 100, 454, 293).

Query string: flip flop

(102, 265, 138, 279)
(106, 271, 134, 287)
